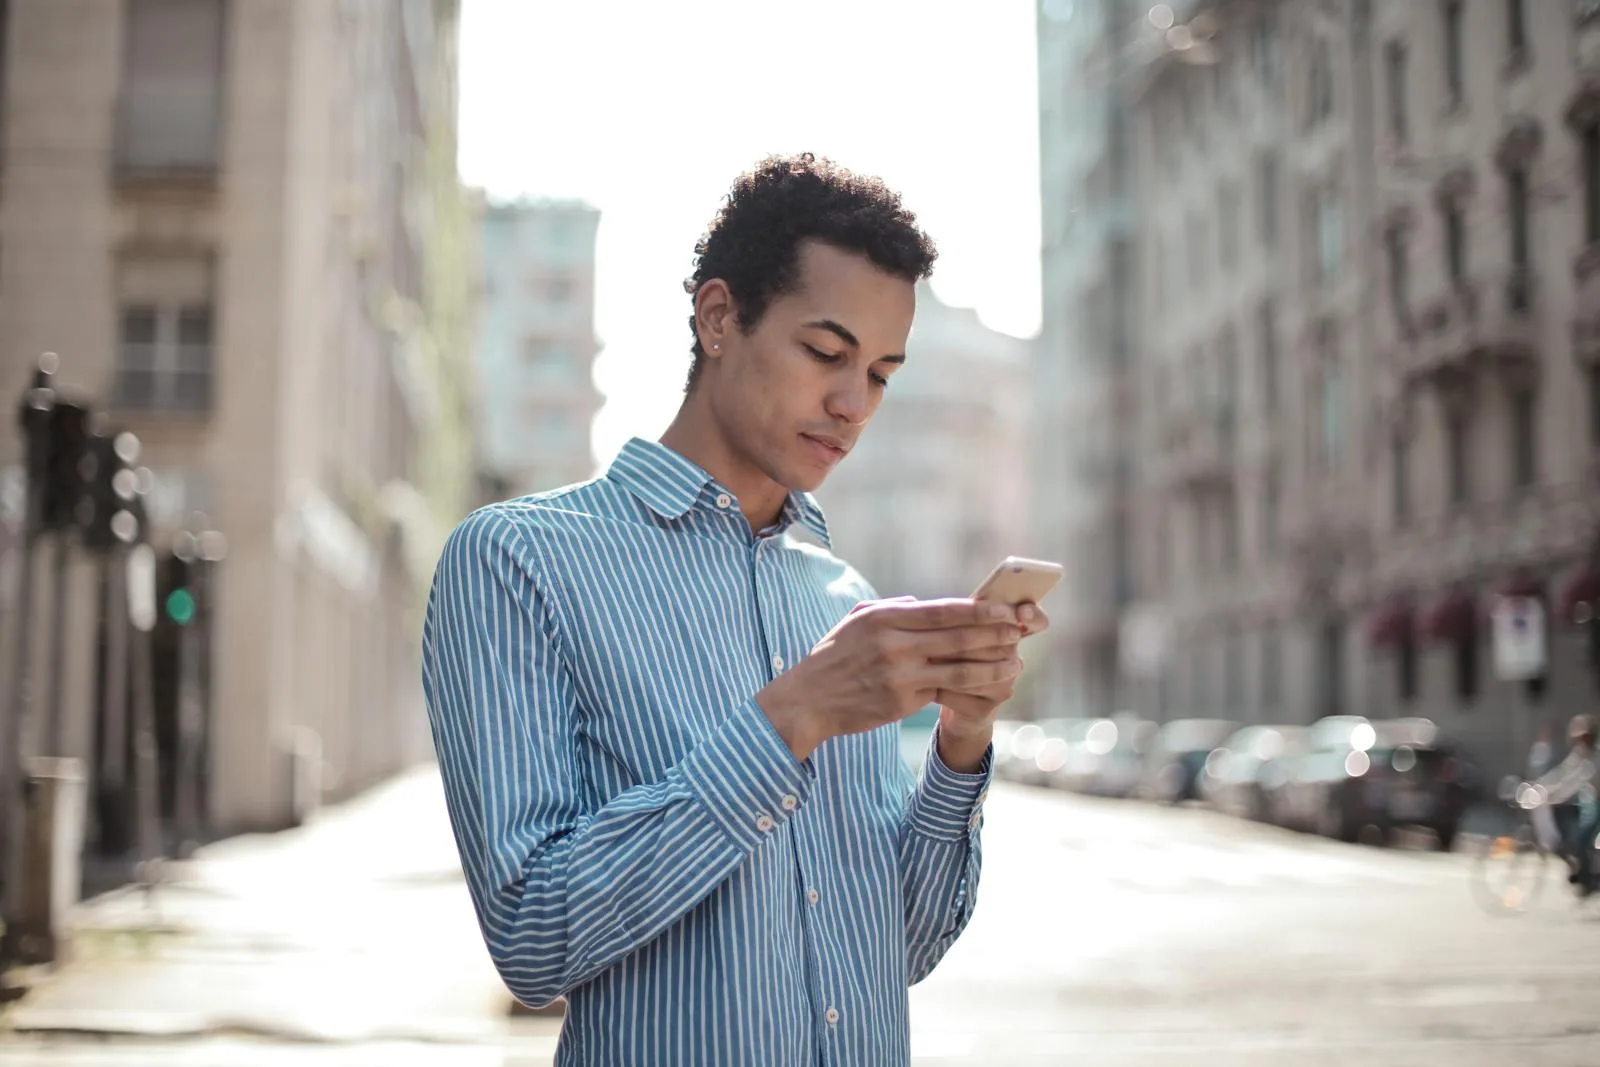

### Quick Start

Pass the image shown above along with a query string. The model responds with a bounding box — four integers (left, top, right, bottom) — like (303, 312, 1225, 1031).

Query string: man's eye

(870, 373, 890, 388)
(803, 344, 842, 364)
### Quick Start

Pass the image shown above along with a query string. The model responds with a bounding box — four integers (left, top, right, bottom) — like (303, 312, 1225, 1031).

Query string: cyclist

(1534, 714, 1600, 895)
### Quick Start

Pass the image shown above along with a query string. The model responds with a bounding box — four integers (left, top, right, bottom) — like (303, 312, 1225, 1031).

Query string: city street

(4, 776, 1600, 1066)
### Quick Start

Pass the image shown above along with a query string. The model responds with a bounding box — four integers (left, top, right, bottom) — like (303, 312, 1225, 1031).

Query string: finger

(929, 644, 1016, 666)
(874, 597, 1017, 630)
(849, 595, 915, 617)
(914, 622, 1021, 660)
(919, 656, 1023, 692)
(1017, 602, 1050, 636)
(936, 690, 1009, 717)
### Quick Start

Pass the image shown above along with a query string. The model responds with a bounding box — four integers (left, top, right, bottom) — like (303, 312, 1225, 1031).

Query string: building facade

(475, 199, 602, 495)
(819, 281, 1031, 610)
(0, 0, 476, 836)
(1033, 0, 1143, 722)
(1042, 0, 1600, 782)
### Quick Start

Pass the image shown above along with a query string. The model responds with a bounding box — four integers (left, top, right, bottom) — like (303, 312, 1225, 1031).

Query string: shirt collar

(607, 437, 832, 549)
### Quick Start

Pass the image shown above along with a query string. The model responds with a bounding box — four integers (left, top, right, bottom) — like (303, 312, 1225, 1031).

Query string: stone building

(0, 0, 478, 836)
(1040, 0, 1600, 780)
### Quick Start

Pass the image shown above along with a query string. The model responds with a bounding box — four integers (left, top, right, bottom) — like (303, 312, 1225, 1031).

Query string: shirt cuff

(905, 726, 993, 842)
(681, 697, 817, 853)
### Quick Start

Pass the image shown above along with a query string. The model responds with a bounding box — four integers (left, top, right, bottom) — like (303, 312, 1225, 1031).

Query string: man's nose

(824, 377, 870, 425)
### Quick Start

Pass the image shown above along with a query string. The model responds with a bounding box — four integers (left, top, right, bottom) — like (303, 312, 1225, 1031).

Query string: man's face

(703, 240, 915, 494)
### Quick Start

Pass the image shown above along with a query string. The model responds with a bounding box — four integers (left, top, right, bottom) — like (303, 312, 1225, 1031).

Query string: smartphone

(971, 556, 1064, 607)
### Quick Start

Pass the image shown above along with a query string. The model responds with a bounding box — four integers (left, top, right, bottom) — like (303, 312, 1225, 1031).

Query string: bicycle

(1470, 781, 1600, 916)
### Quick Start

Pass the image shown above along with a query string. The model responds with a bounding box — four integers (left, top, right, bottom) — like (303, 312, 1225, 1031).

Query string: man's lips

(801, 433, 849, 461)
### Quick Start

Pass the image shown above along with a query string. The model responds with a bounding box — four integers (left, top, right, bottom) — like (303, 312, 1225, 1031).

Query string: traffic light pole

(128, 553, 163, 888)
(96, 546, 131, 852)
(1, 358, 59, 982)
(44, 533, 72, 758)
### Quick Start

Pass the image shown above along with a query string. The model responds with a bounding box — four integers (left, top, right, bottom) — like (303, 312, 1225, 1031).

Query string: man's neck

(659, 396, 789, 532)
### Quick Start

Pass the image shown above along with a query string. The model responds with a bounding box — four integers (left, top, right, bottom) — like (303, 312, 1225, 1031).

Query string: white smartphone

(971, 556, 1064, 607)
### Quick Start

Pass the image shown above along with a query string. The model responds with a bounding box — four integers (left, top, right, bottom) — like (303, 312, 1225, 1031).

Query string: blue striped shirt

(422, 437, 991, 1067)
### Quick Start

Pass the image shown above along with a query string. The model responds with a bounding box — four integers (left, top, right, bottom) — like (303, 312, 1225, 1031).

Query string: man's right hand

(755, 598, 1024, 762)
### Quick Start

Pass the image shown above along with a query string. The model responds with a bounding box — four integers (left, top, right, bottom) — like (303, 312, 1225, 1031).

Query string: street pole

(44, 532, 71, 757)
(1, 356, 59, 981)
(97, 546, 131, 854)
(125, 545, 164, 892)
(172, 529, 202, 858)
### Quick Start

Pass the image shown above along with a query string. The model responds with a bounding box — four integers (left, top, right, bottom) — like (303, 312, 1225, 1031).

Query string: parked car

(1004, 718, 1085, 786)
(1271, 716, 1476, 849)
(1138, 718, 1240, 804)
(1199, 724, 1309, 821)
(1052, 714, 1158, 797)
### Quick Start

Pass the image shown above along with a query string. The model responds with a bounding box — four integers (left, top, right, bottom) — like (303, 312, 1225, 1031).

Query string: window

(1397, 630, 1418, 704)
(1224, 630, 1243, 706)
(1319, 361, 1344, 471)
(1258, 300, 1278, 412)
(1506, 0, 1527, 58)
(1316, 190, 1343, 285)
(1307, 38, 1334, 127)
(1507, 168, 1531, 278)
(1219, 183, 1240, 270)
(1443, 200, 1468, 287)
(1252, 13, 1280, 87)
(1221, 497, 1239, 571)
(114, 256, 215, 413)
(543, 279, 574, 305)
(1258, 152, 1280, 248)
(1386, 230, 1410, 325)
(1446, 409, 1471, 506)
(1260, 629, 1281, 710)
(1584, 127, 1600, 245)
(117, 0, 227, 173)
(1510, 389, 1537, 489)
(1454, 626, 1479, 704)
(1590, 363, 1600, 448)
(1392, 435, 1410, 525)
(1187, 213, 1205, 290)
(1262, 460, 1281, 552)
(1443, 1, 1465, 109)
(1384, 41, 1408, 146)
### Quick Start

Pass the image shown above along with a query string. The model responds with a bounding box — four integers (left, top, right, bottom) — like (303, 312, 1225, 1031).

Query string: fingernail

(1018, 604, 1036, 622)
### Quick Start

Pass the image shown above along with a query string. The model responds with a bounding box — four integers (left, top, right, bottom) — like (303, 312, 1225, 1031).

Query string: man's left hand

(936, 602, 1050, 772)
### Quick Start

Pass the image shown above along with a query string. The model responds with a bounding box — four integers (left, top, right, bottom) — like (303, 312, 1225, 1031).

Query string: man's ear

(695, 279, 735, 358)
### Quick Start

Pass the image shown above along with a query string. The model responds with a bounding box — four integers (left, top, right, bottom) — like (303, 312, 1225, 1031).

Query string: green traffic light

(165, 588, 196, 626)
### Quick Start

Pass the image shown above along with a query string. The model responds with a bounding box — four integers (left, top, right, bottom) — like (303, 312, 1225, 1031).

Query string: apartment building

(0, 0, 476, 836)
(1032, 0, 1143, 721)
(1043, 0, 1600, 782)
(476, 199, 602, 495)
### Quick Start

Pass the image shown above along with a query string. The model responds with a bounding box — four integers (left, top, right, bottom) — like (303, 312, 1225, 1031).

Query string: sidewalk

(0, 764, 534, 1051)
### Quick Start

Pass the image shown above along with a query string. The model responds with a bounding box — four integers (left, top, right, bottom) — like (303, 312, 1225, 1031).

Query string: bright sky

(458, 0, 1042, 468)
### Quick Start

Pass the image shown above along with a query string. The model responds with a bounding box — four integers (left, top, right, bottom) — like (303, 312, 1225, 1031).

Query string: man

(423, 153, 1047, 1066)
(1536, 714, 1599, 894)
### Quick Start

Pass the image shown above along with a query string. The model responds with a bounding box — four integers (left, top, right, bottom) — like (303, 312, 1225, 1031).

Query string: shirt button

(780, 793, 798, 811)
(756, 813, 775, 833)
(771, 654, 785, 671)
(806, 887, 820, 906)
(715, 493, 732, 509)
(825, 1006, 840, 1026)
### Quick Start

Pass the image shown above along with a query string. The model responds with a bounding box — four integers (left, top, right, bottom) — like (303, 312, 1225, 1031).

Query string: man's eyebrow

(801, 319, 904, 362)
(802, 319, 860, 348)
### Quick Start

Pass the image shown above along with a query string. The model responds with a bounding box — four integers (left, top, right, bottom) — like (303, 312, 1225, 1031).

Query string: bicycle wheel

(1470, 824, 1549, 916)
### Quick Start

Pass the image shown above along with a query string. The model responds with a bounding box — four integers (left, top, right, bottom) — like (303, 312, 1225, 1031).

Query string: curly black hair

(682, 152, 938, 393)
